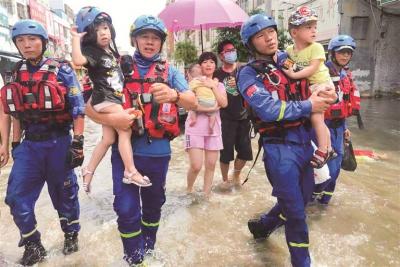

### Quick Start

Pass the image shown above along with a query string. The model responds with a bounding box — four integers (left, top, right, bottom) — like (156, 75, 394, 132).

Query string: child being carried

(188, 64, 218, 134)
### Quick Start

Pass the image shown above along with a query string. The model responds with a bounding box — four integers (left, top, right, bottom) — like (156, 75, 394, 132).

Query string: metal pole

(200, 25, 204, 53)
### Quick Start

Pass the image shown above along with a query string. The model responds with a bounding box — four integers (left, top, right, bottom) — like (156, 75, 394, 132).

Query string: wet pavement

(0, 98, 399, 266)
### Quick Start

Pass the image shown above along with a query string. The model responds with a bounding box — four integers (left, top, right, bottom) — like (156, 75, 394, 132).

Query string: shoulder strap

(248, 60, 273, 75)
(242, 137, 263, 185)
(127, 60, 169, 85)
(249, 60, 283, 86)
(9, 60, 24, 83)
(121, 55, 134, 77)
(40, 58, 60, 80)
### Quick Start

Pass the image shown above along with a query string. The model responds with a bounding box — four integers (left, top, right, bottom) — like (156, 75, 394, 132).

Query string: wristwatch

(173, 89, 181, 103)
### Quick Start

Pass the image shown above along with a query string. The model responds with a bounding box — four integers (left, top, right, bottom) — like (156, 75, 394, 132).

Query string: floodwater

(0, 98, 399, 267)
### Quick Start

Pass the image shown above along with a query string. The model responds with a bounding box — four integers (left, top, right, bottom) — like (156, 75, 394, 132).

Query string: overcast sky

(64, 0, 167, 52)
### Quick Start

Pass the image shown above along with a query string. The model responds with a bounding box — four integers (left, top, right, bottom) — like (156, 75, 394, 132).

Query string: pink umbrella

(159, 0, 249, 51)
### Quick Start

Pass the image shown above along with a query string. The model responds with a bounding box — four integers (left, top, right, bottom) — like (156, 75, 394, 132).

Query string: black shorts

(220, 119, 253, 164)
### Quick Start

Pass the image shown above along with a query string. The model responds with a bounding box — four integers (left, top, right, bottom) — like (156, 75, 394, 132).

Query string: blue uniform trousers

(111, 150, 170, 265)
(5, 135, 80, 246)
(313, 121, 345, 204)
(261, 142, 314, 267)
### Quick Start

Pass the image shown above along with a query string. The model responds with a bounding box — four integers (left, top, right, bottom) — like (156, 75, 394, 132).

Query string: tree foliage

(212, 8, 293, 62)
(278, 30, 293, 50)
(174, 41, 198, 66)
(212, 26, 247, 62)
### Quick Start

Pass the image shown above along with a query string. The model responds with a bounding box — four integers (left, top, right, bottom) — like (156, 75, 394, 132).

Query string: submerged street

(0, 98, 399, 267)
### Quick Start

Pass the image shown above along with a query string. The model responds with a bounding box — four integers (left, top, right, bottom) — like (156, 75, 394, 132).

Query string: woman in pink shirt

(185, 52, 228, 198)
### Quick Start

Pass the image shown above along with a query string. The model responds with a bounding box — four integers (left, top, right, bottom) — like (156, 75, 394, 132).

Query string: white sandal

(122, 171, 152, 187)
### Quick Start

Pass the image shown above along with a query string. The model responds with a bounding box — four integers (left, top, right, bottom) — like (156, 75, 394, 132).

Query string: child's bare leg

(86, 104, 120, 180)
(311, 112, 330, 152)
(313, 82, 333, 151)
(84, 125, 116, 189)
(189, 111, 197, 126)
(87, 103, 123, 173)
(116, 128, 134, 173)
(117, 128, 151, 186)
(310, 112, 335, 168)
(325, 127, 331, 152)
(95, 103, 150, 186)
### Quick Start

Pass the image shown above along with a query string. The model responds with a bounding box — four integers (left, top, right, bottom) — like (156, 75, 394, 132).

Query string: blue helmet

(11, 19, 48, 41)
(328, 35, 356, 52)
(130, 15, 167, 41)
(240, 14, 277, 46)
(76, 6, 112, 33)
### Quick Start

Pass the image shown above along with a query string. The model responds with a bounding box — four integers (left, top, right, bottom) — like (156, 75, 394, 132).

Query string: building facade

(0, 0, 74, 58)
(338, 0, 400, 94)
(261, 0, 400, 95)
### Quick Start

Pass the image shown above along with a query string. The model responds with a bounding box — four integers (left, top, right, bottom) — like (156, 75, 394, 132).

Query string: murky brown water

(0, 98, 399, 266)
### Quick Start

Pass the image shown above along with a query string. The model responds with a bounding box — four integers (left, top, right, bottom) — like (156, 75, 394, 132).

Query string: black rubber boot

(19, 240, 47, 266)
(318, 193, 333, 205)
(63, 232, 79, 255)
(124, 254, 146, 267)
(248, 218, 283, 240)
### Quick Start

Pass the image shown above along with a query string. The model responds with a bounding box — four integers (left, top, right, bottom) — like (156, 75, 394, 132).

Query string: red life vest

(247, 61, 311, 136)
(122, 59, 180, 140)
(0, 59, 72, 124)
(324, 63, 361, 120)
(346, 69, 361, 116)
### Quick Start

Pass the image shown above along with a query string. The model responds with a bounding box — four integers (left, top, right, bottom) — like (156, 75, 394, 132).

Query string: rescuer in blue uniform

(0, 19, 85, 266)
(85, 15, 196, 266)
(237, 14, 337, 267)
(313, 35, 360, 204)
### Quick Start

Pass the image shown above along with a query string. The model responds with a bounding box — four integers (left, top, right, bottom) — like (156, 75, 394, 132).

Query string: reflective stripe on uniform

(289, 242, 310, 248)
(322, 191, 334, 196)
(120, 229, 142, 238)
(141, 219, 160, 227)
(22, 225, 38, 238)
(67, 219, 79, 225)
(277, 101, 286, 121)
(279, 213, 287, 221)
(59, 217, 80, 225)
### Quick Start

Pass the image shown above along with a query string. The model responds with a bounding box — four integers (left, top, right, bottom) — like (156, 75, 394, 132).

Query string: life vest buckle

(140, 93, 152, 104)
(20, 80, 36, 87)
(122, 61, 180, 140)
(155, 63, 166, 72)
(155, 123, 164, 130)
(23, 93, 36, 104)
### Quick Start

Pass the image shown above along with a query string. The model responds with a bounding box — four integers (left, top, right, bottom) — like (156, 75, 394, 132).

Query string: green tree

(212, 8, 263, 62)
(278, 29, 293, 50)
(212, 8, 292, 62)
(212, 26, 247, 62)
(174, 41, 198, 66)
